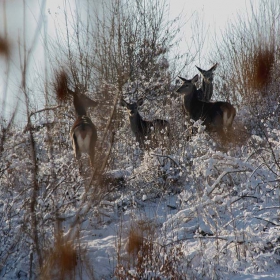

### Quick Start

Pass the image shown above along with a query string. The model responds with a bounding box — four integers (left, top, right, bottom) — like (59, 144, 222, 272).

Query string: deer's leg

(89, 149, 95, 169)
(219, 127, 227, 142)
(72, 135, 83, 174)
(72, 135, 81, 160)
(135, 134, 145, 150)
(89, 138, 96, 169)
(220, 108, 236, 143)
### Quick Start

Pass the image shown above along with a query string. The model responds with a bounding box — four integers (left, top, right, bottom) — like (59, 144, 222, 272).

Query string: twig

(207, 169, 249, 196)
(29, 105, 62, 118)
(253, 216, 279, 226)
(151, 153, 180, 167)
(230, 195, 259, 205)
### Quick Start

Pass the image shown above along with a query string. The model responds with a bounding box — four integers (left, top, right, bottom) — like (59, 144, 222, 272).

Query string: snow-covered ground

(2, 113, 280, 279)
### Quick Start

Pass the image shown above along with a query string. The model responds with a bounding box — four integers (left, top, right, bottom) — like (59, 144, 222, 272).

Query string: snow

(2, 107, 280, 279)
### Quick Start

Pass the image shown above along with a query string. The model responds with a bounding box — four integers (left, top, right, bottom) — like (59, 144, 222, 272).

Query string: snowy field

(1, 0, 280, 279)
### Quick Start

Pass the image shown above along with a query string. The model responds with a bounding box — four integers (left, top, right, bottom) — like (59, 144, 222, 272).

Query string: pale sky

(169, 0, 250, 66)
(171, 0, 248, 27)
(0, 0, 250, 121)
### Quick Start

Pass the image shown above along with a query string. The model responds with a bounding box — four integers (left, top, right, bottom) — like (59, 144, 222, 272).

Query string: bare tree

(213, 0, 280, 110)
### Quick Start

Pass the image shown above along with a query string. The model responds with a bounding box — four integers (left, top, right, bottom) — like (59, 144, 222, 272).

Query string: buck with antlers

(121, 98, 170, 148)
(195, 63, 218, 101)
(69, 88, 98, 168)
(176, 74, 236, 138)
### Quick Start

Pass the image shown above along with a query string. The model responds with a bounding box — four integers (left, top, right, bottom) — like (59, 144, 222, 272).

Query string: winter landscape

(1, 0, 280, 279)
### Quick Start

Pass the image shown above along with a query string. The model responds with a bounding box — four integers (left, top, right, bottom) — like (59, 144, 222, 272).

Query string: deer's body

(71, 115, 97, 162)
(121, 98, 170, 147)
(177, 75, 236, 135)
(70, 91, 98, 168)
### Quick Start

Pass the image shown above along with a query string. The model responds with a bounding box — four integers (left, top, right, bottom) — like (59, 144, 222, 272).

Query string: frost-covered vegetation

(1, 0, 280, 279)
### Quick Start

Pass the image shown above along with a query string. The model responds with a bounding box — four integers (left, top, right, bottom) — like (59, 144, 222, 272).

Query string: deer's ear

(89, 99, 98, 108)
(178, 76, 187, 82)
(79, 93, 98, 108)
(192, 74, 199, 83)
(120, 99, 128, 107)
(137, 98, 144, 106)
(195, 65, 203, 74)
(67, 88, 75, 96)
(210, 63, 218, 71)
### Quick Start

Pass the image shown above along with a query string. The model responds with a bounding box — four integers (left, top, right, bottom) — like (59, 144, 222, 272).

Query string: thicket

(0, 0, 280, 279)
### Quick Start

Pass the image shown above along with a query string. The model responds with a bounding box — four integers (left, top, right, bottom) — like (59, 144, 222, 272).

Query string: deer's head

(176, 75, 199, 96)
(195, 63, 218, 84)
(120, 98, 144, 116)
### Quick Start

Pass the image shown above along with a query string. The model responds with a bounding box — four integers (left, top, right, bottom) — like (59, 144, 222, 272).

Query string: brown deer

(69, 89, 98, 168)
(120, 98, 170, 148)
(195, 63, 218, 101)
(176, 74, 236, 137)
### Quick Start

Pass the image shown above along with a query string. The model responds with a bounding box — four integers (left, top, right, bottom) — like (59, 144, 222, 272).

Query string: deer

(69, 88, 98, 168)
(195, 63, 218, 101)
(176, 74, 236, 138)
(120, 98, 170, 148)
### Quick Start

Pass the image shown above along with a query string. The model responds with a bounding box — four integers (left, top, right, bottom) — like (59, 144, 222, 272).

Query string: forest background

(1, 0, 280, 279)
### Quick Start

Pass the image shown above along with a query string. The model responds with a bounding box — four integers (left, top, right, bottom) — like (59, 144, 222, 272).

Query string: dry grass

(53, 69, 69, 102)
(0, 35, 10, 57)
(40, 233, 81, 280)
(115, 219, 155, 278)
(115, 218, 187, 279)
(247, 46, 275, 91)
(126, 220, 155, 259)
(126, 226, 144, 258)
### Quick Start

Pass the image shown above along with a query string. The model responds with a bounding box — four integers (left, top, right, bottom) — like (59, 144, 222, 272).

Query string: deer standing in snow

(195, 63, 218, 101)
(69, 89, 98, 168)
(121, 98, 170, 148)
(176, 74, 236, 138)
